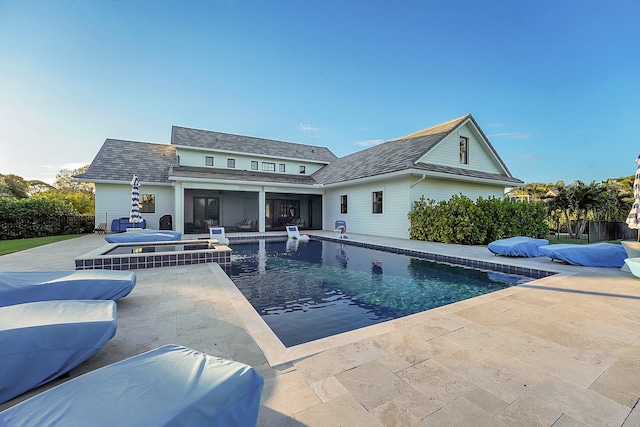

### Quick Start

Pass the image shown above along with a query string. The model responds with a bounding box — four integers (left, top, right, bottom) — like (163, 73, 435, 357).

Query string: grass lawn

(0, 234, 85, 256)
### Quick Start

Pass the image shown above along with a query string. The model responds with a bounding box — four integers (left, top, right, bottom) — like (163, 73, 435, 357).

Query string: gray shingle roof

(312, 114, 522, 185)
(75, 139, 176, 183)
(170, 166, 319, 185)
(171, 126, 337, 163)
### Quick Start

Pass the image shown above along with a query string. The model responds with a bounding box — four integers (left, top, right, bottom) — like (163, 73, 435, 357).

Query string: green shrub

(0, 197, 94, 240)
(408, 195, 547, 245)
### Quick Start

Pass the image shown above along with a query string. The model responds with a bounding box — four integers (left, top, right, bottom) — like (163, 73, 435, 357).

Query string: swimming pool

(228, 239, 533, 347)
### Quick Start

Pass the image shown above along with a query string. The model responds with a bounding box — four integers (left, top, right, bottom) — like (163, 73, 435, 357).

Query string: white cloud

(299, 123, 320, 132)
(354, 139, 384, 147)
(488, 132, 532, 140)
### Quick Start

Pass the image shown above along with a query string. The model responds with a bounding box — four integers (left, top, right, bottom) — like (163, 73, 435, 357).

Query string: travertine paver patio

(1, 232, 640, 426)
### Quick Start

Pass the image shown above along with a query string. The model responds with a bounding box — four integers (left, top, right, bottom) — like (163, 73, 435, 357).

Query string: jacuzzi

(75, 239, 232, 270)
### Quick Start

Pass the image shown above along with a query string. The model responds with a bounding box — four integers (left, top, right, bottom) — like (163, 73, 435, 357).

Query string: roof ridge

(391, 114, 471, 141)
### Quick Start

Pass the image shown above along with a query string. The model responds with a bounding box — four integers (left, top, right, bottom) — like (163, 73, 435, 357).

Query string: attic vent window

(205, 156, 214, 167)
(459, 136, 469, 165)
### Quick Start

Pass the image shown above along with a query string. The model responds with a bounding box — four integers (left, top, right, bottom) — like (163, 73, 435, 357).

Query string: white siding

(95, 183, 174, 230)
(418, 122, 504, 175)
(409, 177, 505, 206)
(176, 148, 325, 175)
(325, 177, 412, 239)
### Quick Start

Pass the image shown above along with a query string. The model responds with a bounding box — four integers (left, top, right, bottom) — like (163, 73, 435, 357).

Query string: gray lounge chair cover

(487, 236, 549, 257)
(0, 344, 264, 427)
(539, 242, 627, 267)
(105, 230, 182, 243)
(0, 300, 117, 404)
(0, 270, 136, 307)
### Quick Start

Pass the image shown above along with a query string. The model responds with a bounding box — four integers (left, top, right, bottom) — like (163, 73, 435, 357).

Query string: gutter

(410, 174, 427, 188)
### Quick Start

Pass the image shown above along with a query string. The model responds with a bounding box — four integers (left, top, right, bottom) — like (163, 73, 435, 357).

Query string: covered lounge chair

(539, 242, 627, 267)
(286, 225, 309, 241)
(0, 300, 117, 404)
(104, 229, 182, 243)
(0, 270, 136, 308)
(0, 344, 264, 427)
(487, 236, 549, 257)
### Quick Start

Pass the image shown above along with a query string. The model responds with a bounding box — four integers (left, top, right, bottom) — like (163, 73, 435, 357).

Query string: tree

(55, 165, 93, 195)
(28, 180, 55, 196)
(0, 174, 29, 198)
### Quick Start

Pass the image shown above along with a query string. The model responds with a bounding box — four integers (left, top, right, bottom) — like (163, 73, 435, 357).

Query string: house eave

(168, 175, 323, 189)
(173, 145, 331, 165)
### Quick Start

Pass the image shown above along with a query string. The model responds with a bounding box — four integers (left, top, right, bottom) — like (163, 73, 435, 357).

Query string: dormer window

(299, 166, 306, 174)
(251, 161, 258, 170)
(227, 158, 235, 168)
(459, 136, 468, 165)
(205, 156, 214, 167)
(279, 164, 286, 172)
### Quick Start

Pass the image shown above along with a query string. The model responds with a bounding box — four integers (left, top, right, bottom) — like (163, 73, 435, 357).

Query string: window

(279, 164, 286, 172)
(459, 136, 468, 165)
(227, 158, 235, 168)
(299, 165, 306, 174)
(262, 162, 276, 171)
(372, 191, 383, 214)
(251, 161, 258, 170)
(205, 156, 214, 167)
(140, 194, 155, 213)
(340, 195, 348, 214)
(176, 155, 180, 165)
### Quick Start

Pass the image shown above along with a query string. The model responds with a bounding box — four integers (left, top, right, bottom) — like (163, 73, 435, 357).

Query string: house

(77, 114, 523, 239)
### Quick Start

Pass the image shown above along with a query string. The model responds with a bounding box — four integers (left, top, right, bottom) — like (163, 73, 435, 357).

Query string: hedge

(408, 194, 548, 245)
(0, 197, 95, 240)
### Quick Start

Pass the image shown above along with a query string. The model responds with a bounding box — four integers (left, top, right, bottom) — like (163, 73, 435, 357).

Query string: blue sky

(1, 0, 639, 185)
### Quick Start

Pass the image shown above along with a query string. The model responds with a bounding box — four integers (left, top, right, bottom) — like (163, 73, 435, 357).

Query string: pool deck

(2, 232, 640, 426)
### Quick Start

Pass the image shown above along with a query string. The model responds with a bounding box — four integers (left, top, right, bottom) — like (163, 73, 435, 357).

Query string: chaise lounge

(0, 344, 264, 426)
(0, 270, 136, 308)
(286, 226, 309, 241)
(104, 229, 182, 244)
(539, 242, 627, 268)
(0, 300, 117, 404)
(487, 236, 549, 257)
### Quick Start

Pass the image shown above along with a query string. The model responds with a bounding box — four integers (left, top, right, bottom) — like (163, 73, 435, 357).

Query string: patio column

(174, 183, 184, 233)
(258, 188, 265, 232)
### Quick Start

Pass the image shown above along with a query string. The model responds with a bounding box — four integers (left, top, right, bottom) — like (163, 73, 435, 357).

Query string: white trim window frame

(372, 191, 383, 214)
(205, 156, 214, 167)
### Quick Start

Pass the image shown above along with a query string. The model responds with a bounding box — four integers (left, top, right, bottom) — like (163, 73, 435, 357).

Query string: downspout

(410, 174, 426, 188)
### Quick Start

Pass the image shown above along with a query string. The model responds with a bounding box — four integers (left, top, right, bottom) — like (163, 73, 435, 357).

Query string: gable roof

(171, 126, 337, 163)
(170, 166, 319, 186)
(311, 114, 522, 185)
(75, 139, 177, 184)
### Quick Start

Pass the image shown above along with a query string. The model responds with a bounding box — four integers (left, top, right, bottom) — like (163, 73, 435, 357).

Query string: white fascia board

(320, 170, 409, 188)
(407, 168, 520, 186)
(173, 145, 330, 165)
(169, 175, 321, 189)
(85, 179, 174, 187)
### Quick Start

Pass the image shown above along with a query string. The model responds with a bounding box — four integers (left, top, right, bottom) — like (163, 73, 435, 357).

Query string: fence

(549, 221, 637, 243)
(0, 214, 95, 240)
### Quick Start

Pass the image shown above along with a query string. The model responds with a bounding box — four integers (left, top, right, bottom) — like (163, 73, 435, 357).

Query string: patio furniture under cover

(487, 236, 549, 257)
(0, 344, 264, 427)
(0, 270, 136, 308)
(104, 229, 182, 243)
(539, 242, 627, 268)
(0, 300, 117, 404)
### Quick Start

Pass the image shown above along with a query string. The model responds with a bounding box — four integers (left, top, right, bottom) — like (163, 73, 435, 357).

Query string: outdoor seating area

(2, 233, 640, 425)
(0, 344, 264, 426)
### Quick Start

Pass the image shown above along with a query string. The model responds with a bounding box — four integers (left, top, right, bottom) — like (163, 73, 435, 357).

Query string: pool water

(228, 239, 532, 347)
